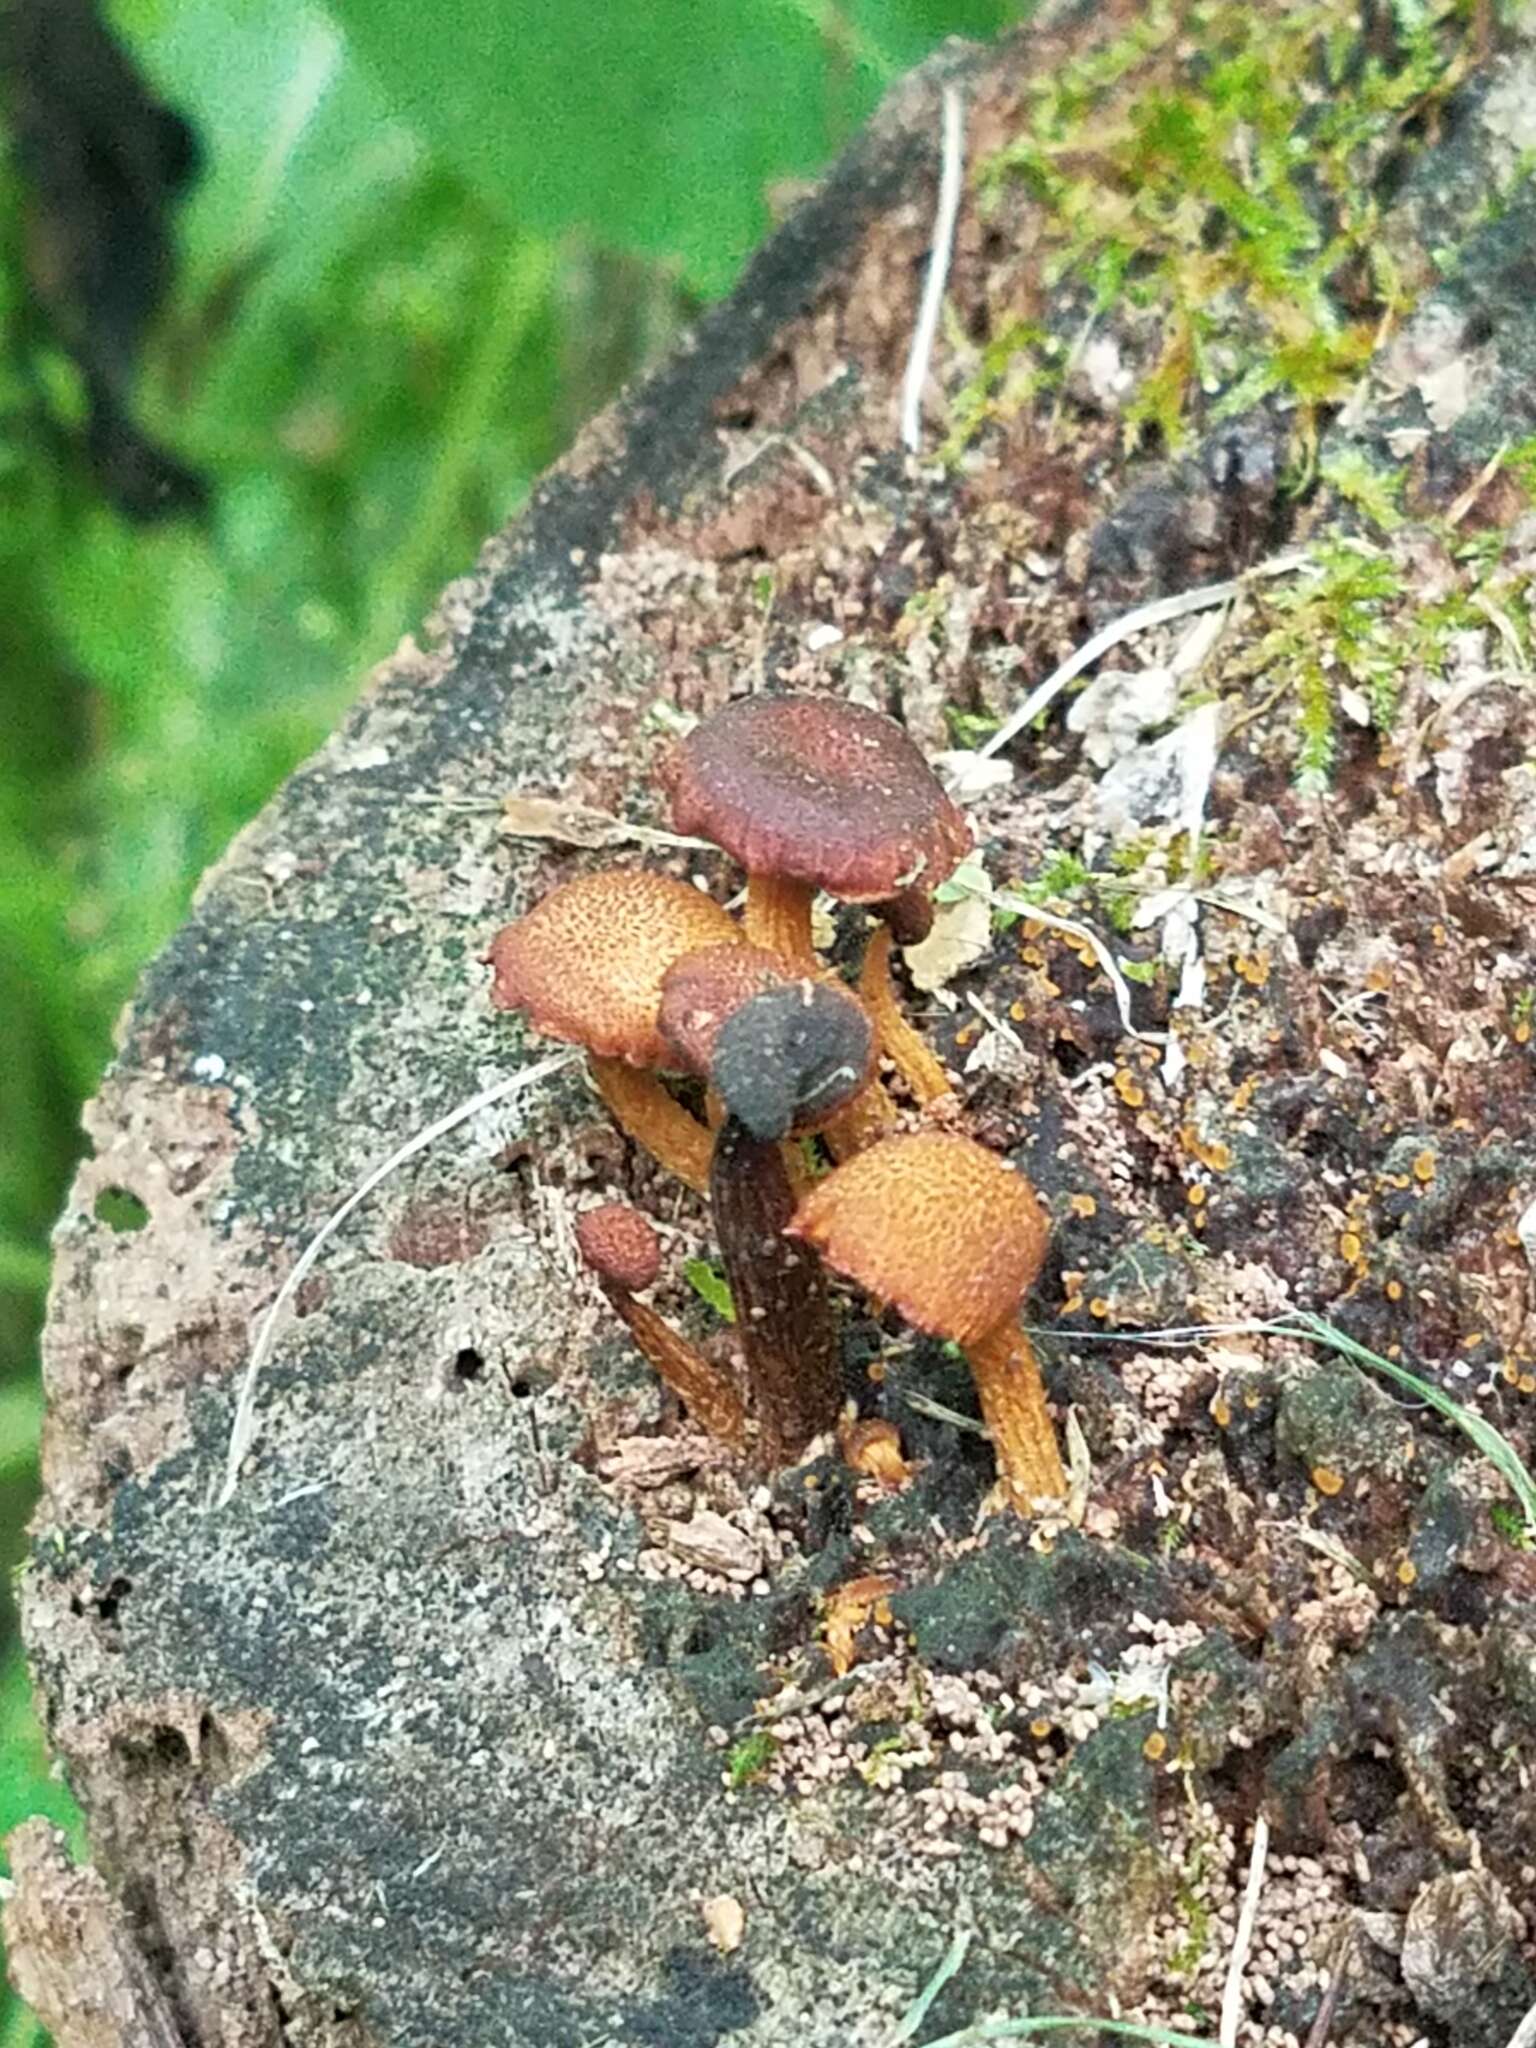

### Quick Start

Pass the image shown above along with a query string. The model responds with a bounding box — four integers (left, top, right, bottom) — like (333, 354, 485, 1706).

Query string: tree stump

(12, 7, 1536, 2045)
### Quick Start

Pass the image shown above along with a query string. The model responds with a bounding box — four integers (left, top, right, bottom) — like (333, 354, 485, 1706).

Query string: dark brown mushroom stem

(858, 925, 953, 1109)
(576, 1205, 746, 1451)
(710, 1120, 839, 1462)
(874, 885, 934, 947)
(704, 980, 875, 1461)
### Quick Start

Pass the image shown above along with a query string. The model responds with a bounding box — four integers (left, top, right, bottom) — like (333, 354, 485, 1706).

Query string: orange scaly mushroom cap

(664, 693, 972, 902)
(488, 870, 742, 1069)
(575, 1203, 662, 1295)
(788, 1131, 1049, 1348)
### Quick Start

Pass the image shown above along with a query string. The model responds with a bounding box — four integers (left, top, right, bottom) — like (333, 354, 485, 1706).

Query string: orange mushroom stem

(788, 1131, 1067, 1512)
(743, 875, 818, 970)
(576, 1205, 746, 1451)
(588, 1057, 715, 1197)
(858, 924, 954, 1109)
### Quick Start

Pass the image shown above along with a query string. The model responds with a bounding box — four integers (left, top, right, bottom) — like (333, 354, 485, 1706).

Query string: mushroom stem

(823, 1084, 896, 1161)
(590, 1057, 715, 1196)
(961, 1320, 1067, 1510)
(858, 925, 953, 1107)
(710, 1118, 840, 1464)
(598, 1284, 747, 1451)
(874, 885, 934, 946)
(744, 874, 818, 969)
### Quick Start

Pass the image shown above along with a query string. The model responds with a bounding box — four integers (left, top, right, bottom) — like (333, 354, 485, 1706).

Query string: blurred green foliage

(0, 0, 1022, 2033)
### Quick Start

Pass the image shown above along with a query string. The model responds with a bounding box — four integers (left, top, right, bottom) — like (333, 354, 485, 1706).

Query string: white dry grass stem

(901, 83, 965, 455)
(990, 889, 1169, 1048)
(1220, 1812, 1270, 2048)
(214, 1047, 579, 1509)
(981, 552, 1313, 762)
(1018, 1309, 1536, 1538)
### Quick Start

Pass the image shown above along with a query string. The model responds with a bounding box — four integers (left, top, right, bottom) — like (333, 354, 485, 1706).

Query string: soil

(10, 5, 1536, 2047)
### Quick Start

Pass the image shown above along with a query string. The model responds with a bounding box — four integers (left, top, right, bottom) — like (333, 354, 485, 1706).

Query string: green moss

(942, 704, 1002, 747)
(725, 1729, 776, 1787)
(1318, 447, 1406, 534)
(1225, 541, 1407, 791)
(965, 0, 1478, 460)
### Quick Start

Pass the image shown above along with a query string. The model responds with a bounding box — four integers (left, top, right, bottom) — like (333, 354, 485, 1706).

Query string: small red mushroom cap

(788, 1131, 1048, 1347)
(664, 693, 971, 902)
(575, 1203, 663, 1295)
(487, 869, 742, 1068)
(657, 943, 794, 1077)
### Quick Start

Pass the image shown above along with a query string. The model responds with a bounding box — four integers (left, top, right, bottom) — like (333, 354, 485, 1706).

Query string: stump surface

(14, 7, 1536, 2045)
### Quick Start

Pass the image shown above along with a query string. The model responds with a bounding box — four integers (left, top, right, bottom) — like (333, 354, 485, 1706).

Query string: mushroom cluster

(489, 692, 1067, 1513)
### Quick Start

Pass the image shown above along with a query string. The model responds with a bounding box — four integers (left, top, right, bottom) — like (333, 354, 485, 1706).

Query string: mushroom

(488, 869, 743, 1195)
(788, 1131, 1067, 1512)
(659, 940, 890, 1163)
(663, 691, 972, 977)
(575, 1203, 746, 1450)
(857, 924, 953, 1108)
(701, 977, 879, 1462)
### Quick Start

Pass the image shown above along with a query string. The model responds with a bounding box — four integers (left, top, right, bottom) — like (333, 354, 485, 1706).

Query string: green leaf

(323, 0, 1022, 294)
(683, 1259, 736, 1322)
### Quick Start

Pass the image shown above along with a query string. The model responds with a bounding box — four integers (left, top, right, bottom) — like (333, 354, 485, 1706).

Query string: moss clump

(965, 0, 1480, 463)
(1220, 516, 1535, 790)
(725, 1729, 777, 1788)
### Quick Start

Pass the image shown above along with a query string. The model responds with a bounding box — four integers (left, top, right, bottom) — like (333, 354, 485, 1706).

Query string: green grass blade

(1282, 1311, 1536, 1538)
(885, 1927, 973, 2045)
(918, 2019, 1217, 2047)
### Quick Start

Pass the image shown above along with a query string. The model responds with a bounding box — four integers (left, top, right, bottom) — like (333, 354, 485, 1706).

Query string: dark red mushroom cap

(575, 1202, 662, 1294)
(657, 943, 794, 1077)
(664, 693, 971, 902)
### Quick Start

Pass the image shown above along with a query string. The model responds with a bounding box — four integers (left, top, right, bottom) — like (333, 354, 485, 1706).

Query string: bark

(12, 7, 1536, 2046)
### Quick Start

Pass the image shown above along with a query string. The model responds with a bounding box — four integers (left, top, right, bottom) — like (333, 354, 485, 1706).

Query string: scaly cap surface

(665, 693, 970, 902)
(789, 1131, 1048, 1346)
(488, 869, 742, 1068)
(575, 1203, 663, 1294)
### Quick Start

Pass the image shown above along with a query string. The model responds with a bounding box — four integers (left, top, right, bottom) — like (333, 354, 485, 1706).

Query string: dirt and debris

(13, 5, 1536, 2048)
